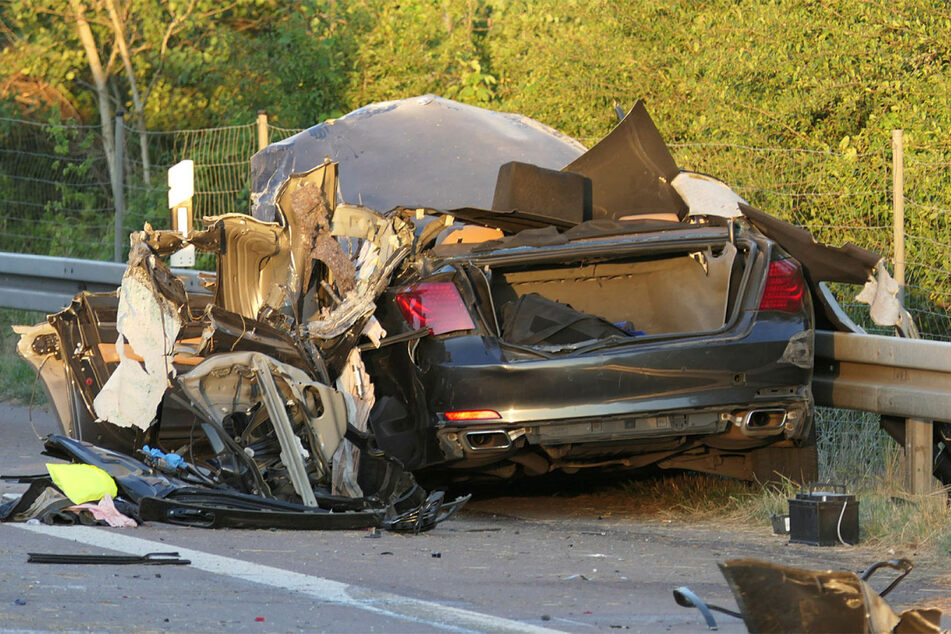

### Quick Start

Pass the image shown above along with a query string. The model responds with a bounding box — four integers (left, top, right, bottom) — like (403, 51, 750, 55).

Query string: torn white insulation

(361, 316, 386, 348)
(93, 259, 181, 430)
(856, 260, 920, 338)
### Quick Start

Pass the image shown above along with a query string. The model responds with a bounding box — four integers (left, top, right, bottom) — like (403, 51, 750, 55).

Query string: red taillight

(444, 410, 502, 422)
(758, 259, 806, 313)
(395, 282, 475, 335)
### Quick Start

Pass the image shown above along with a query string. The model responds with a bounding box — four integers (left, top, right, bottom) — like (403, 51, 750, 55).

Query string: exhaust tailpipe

(463, 430, 512, 451)
(740, 409, 787, 435)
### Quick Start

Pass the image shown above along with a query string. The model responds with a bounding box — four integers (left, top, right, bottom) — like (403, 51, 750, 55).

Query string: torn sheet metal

(203, 213, 293, 320)
(276, 162, 354, 309)
(302, 204, 414, 341)
(177, 351, 347, 505)
(279, 166, 355, 298)
(738, 202, 905, 333)
(740, 202, 881, 284)
(13, 322, 73, 436)
(93, 243, 182, 431)
(562, 100, 686, 220)
(196, 305, 316, 374)
(718, 558, 943, 634)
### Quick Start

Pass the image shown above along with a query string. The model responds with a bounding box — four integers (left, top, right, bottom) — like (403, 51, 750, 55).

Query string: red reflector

(395, 282, 475, 335)
(758, 259, 806, 313)
(444, 410, 502, 422)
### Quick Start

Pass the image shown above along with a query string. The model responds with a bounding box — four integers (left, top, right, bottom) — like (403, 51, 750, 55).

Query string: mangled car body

(15, 95, 900, 502)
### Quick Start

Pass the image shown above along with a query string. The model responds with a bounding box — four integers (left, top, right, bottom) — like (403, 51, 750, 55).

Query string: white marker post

(168, 160, 195, 267)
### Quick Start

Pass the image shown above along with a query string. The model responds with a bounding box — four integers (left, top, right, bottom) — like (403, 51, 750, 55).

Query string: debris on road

(787, 483, 859, 546)
(27, 551, 190, 566)
(674, 558, 945, 633)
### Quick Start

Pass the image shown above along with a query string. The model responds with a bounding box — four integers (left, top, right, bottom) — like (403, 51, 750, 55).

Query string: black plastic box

(788, 487, 859, 546)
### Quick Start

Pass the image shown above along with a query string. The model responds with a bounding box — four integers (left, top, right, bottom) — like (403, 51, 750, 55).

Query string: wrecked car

(14, 95, 901, 505)
(251, 95, 899, 485)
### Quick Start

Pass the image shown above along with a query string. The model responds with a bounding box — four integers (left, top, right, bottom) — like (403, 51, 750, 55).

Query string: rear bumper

(435, 394, 813, 465)
(424, 317, 812, 417)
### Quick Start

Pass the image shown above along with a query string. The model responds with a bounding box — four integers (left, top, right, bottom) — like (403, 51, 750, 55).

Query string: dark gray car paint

(250, 95, 587, 221)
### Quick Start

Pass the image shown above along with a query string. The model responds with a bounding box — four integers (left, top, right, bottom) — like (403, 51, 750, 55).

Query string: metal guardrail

(814, 329, 951, 493)
(0, 251, 205, 313)
(813, 330, 951, 423)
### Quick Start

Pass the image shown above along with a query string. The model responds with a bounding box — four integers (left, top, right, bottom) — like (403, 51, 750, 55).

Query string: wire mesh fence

(0, 117, 114, 259)
(0, 116, 308, 262)
(2, 116, 948, 334)
(814, 408, 898, 485)
(127, 122, 259, 222)
(901, 137, 951, 343)
(1, 114, 949, 483)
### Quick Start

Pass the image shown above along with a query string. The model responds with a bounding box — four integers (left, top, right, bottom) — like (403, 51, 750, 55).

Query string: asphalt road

(1, 403, 949, 632)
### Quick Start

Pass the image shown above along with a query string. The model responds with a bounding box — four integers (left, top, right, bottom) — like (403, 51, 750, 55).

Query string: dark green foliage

(4, 1, 951, 146)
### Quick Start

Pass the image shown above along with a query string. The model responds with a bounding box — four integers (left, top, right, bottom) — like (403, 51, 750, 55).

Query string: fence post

(257, 110, 269, 152)
(113, 110, 126, 263)
(893, 129, 935, 495)
(892, 129, 905, 301)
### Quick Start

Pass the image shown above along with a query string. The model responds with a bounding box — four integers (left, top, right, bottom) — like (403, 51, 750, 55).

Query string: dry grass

(616, 464, 951, 558)
(617, 472, 765, 519)
(611, 407, 951, 556)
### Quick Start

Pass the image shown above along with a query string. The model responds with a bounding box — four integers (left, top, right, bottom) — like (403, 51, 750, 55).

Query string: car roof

(250, 95, 586, 222)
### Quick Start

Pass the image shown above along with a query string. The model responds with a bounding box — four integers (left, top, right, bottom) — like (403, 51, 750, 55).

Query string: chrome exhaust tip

(740, 409, 787, 435)
(463, 430, 513, 451)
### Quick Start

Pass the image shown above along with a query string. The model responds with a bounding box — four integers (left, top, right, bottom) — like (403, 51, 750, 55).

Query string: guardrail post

(113, 110, 126, 263)
(905, 419, 934, 494)
(257, 110, 269, 152)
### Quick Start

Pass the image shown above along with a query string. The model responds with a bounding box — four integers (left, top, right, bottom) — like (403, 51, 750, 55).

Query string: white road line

(11, 523, 559, 634)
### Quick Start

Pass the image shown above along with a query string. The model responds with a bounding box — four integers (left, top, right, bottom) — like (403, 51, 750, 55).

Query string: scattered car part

(0, 477, 71, 522)
(719, 558, 942, 633)
(27, 552, 190, 565)
(672, 585, 742, 630)
(675, 558, 942, 633)
(137, 492, 385, 531)
(788, 484, 859, 546)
